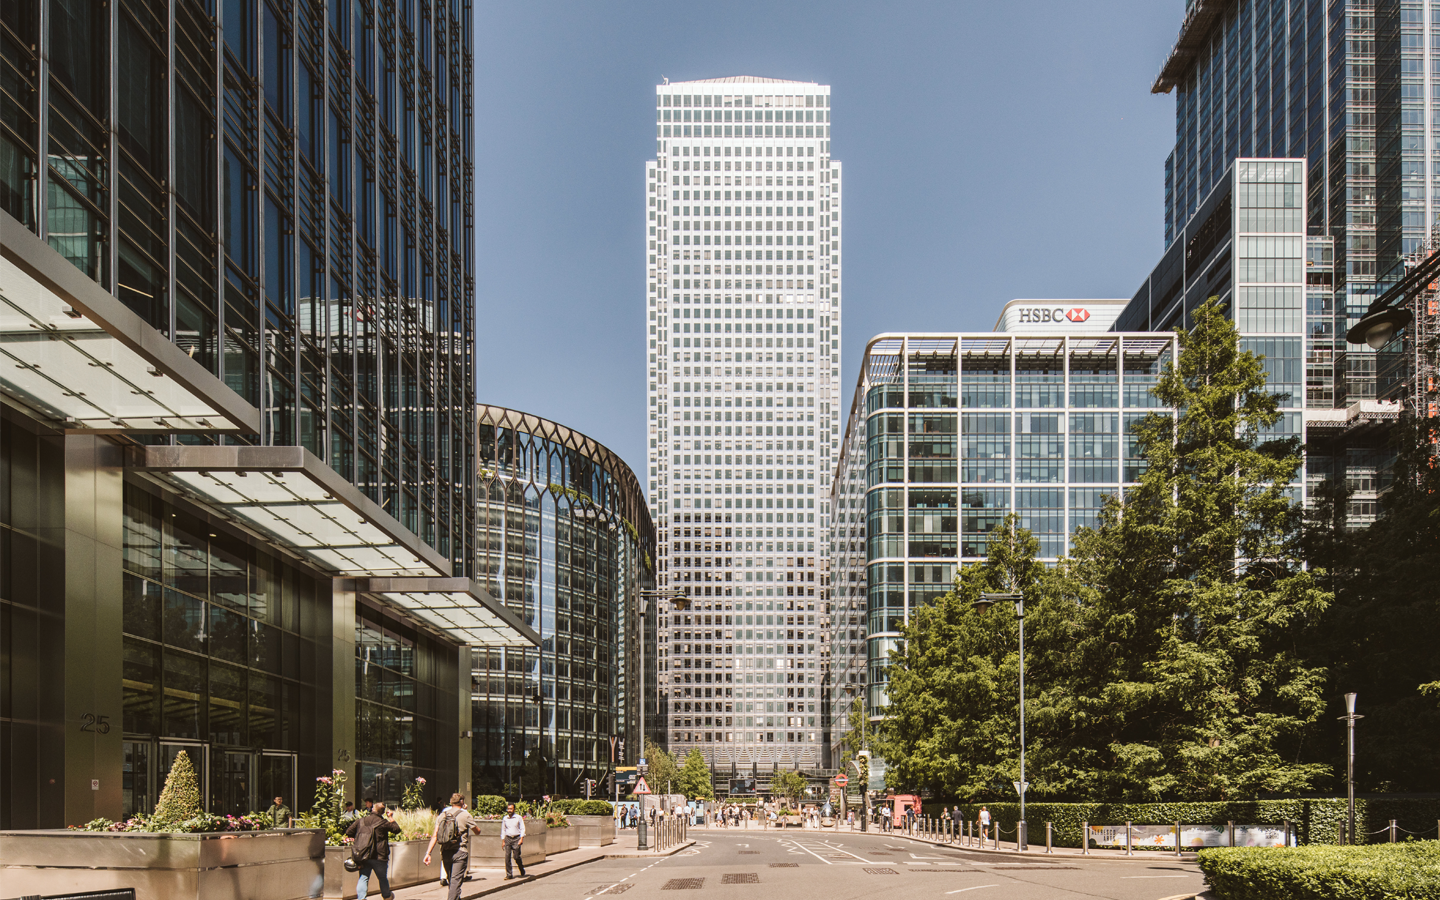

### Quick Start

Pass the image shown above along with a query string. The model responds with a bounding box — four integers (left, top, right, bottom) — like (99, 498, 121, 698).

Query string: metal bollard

(1390, 820, 1397, 843)
(1081, 820, 1089, 855)
(1175, 821, 1181, 858)
(1046, 821, 1052, 854)
(1227, 820, 1235, 848)
(1126, 821, 1133, 856)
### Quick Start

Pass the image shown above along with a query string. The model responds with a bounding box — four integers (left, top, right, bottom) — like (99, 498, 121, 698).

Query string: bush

(473, 795, 508, 816)
(1198, 843, 1440, 900)
(152, 751, 203, 826)
(547, 799, 614, 816)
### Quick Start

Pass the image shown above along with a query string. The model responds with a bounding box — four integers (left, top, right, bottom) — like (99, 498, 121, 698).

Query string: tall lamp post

(636, 589, 688, 850)
(973, 592, 1026, 850)
(1339, 693, 1363, 844)
(843, 685, 869, 832)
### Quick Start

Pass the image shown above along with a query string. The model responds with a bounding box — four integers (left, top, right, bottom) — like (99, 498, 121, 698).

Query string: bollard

(1046, 821, 1052, 854)
(1019, 820, 1026, 852)
(1175, 821, 1181, 858)
(1390, 820, 1397, 843)
(1081, 820, 1088, 855)
(1283, 818, 1290, 849)
(1227, 820, 1235, 848)
(1125, 820, 1133, 856)
(1338, 821, 1347, 845)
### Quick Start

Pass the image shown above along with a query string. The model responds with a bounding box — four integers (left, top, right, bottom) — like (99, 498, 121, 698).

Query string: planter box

(570, 815, 615, 847)
(0, 828, 323, 900)
(545, 826, 578, 854)
(467, 818, 547, 867)
(323, 839, 441, 899)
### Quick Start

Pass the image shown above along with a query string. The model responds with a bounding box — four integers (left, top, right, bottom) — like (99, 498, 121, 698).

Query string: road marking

(945, 885, 999, 894)
(1121, 874, 1192, 879)
(785, 840, 835, 865)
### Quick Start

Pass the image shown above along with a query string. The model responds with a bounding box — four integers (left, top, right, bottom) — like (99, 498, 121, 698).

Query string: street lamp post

(636, 589, 689, 851)
(973, 592, 1026, 850)
(1339, 693, 1363, 844)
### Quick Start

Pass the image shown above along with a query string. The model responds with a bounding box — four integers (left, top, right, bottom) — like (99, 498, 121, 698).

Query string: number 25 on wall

(79, 713, 112, 734)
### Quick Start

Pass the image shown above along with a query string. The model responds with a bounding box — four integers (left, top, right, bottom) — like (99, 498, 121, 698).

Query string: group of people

(338, 794, 530, 900)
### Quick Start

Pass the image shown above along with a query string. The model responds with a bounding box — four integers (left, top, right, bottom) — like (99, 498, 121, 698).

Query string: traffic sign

(834, 774, 849, 787)
(633, 776, 652, 795)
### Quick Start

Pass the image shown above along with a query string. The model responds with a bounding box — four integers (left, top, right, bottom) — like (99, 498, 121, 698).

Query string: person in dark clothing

(344, 801, 402, 900)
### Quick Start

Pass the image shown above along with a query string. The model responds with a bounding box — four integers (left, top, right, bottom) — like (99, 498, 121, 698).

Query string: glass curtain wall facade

(0, 0, 475, 572)
(645, 77, 841, 770)
(475, 406, 656, 798)
(826, 333, 1177, 762)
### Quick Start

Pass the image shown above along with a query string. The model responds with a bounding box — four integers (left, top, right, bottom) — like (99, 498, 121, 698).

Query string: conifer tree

(153, 750, 203, 825)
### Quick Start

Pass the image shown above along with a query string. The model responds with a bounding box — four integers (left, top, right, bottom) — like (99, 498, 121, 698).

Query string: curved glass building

(473, 405, 656, 797)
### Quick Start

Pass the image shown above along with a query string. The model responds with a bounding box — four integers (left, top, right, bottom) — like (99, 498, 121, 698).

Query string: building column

(458, 645, 473, 799)
(63, 435, 125, 825)
(331, 580, 357, 802)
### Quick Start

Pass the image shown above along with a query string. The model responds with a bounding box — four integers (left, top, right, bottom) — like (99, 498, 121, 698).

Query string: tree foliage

(676, 750, 716, 800)
(634, 739, 677, 797)
(884, 300, 1330, 802)
(770, 769, 808, 806)
(153, 750, 204, 826)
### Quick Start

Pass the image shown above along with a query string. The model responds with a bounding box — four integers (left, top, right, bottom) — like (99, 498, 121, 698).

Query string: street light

(843, 684, 869, 832)
(635, 589, 689, 850)
(1338, 693, 1363, 844)
(972, 592, 1027, 850)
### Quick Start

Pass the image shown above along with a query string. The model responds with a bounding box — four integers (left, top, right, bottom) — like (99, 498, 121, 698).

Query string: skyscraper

(645, 77, 840, 770)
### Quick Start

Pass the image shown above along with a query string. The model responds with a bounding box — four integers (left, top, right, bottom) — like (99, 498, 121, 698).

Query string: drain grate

(863, 868, 900, 875)
(597, 885, 634, 895)
(662, 879, 705, 890)
(721, 874, 760, 884)
(768, 862, 799, 868)
(738, 851, 760, 855)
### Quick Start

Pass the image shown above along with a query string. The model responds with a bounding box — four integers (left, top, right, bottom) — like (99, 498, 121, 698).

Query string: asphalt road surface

(508, 830, 1207, 900)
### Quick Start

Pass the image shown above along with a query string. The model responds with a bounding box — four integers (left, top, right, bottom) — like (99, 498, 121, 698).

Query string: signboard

(1088, 824, 1291, 849)
(729, 776, 757, 796)
(633, 776, 651, 795)
(833, 774, 849, 787)
(995, 299, 1127, 334)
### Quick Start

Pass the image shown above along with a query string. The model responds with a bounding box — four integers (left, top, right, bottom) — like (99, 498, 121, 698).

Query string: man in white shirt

(500, 803, 527, 879)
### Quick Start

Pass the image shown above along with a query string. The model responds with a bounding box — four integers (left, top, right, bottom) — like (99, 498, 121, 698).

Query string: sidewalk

(391, 832, 696, 900)
(688, 823, 1202, 861)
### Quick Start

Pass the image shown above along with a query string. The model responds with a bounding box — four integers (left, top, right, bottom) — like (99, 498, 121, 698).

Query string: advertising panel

(1087, 824, 1292, 849)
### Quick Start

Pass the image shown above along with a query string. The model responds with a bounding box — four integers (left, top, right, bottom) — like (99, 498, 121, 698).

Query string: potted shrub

(321, 776, 442, 899)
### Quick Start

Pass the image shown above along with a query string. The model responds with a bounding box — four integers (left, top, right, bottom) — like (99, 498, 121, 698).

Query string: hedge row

(547, 799, 615, 816)
(938, 798, 1440, 847)
(1198, 843, 1440, 900)
(467, 796, 614, 817)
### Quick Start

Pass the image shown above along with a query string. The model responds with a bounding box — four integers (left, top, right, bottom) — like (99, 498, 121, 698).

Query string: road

(501, 829, 1207, 900)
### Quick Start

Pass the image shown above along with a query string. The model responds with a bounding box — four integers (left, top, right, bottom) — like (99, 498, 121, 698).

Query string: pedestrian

(499, 802, 527, 880)
(978, 806, 991, 842)
(424, 793, 481, 900)
(344, 801, 401, 900)
(361, 798, 375, 817)
(341, 801, 358, 821)
(266, 795, 291, 825)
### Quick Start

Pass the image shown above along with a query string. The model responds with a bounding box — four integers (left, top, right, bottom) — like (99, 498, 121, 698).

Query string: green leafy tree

(1060, 298, 1330, 800)
(883, 515, 1073, 801)
(152, 750, 204, 826)
(634, 739, 677, 797)
(676, 750, 716, 800)
(770, 769, 807, 807)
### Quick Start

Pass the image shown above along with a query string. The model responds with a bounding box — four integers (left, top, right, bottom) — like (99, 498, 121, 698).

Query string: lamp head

(1345, 692, 1358, 715)
(1346, 306, 1413, 350)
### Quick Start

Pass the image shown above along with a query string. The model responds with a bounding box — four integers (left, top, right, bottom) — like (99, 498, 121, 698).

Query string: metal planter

(322, 839, 442, 899)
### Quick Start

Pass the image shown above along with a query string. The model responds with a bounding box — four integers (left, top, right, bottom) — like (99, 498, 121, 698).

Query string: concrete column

(63, 436, 125, 825)
(458, 645, 473, 798)
(331, 579, 357, 802)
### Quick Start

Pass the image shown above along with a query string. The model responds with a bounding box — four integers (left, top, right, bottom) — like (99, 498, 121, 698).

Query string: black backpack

(435, 810, 461, 849)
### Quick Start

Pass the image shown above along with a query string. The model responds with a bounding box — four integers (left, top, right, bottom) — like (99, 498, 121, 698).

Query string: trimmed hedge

(473, 795, 509, 816)
(548, 799, 614, 816)
(1198, 843, 1440, 900)
(941, 799, 1440, 847)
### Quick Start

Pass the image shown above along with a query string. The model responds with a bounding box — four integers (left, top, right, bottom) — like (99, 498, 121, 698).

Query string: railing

(651, 815, 689, 852)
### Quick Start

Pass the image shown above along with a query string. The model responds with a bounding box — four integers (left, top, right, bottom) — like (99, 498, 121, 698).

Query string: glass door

(214, 750, 254, 817)
(122, 741, 153, 818)
(259, 752, 297, 824)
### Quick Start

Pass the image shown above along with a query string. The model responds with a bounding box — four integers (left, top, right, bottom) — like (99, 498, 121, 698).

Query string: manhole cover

(662, 879, 705, 890)
(768, 862, 799, 868)
(597, 885, 634, 895)
(721, 874, 760, 884)
(868, 851, 894, 855)
(863, 868, 899, 875)
(738, 851, 759, 855)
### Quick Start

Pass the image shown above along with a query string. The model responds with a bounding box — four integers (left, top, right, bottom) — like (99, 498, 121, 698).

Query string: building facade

(645, 76, 841, 769)
(473, 405, 655, 799)
(0, 0, 539, 830)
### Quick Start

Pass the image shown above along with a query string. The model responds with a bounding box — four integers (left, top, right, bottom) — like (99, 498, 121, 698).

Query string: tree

(675, 750, 716, 800)
(635, 739, 677, 797)
(153, 750, 203, 825)
(883, 515, 1073, 801)
(1059, 298, 1330, 800)
(770, 769, 807, 807)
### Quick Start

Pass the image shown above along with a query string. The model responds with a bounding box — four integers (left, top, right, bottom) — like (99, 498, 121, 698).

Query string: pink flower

(318, 777, 333, 784)
(416, 777, 427, 784)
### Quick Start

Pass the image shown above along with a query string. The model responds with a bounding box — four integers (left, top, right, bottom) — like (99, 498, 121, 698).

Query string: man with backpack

(424, 793, 480, 900)
(343, 802, 401, 900)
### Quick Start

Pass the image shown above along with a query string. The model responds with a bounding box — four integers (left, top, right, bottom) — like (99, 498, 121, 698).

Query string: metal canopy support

(362, 577, 540, 647)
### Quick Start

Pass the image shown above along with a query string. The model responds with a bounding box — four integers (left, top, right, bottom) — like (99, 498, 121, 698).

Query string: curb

(888, 831, 1203, 863)
(457, 840, 696, 898)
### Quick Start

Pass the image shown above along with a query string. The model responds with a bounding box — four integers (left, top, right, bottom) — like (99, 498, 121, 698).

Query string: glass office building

(645, 77, 841, 770)
(474, 405, 656, 798)
(0, 0, 540, 830)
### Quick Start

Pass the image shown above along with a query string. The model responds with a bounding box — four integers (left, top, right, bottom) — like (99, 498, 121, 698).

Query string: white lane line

(945, 886, 999, 894)
(812, 840, 874, 863)
(785, 839, 836, 865)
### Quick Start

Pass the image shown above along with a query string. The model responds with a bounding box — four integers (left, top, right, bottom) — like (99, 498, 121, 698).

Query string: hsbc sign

(1017, 306, 1091, 325)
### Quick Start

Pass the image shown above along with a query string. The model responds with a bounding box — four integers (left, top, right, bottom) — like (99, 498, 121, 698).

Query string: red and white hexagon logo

(1065, 308, 1090, 323)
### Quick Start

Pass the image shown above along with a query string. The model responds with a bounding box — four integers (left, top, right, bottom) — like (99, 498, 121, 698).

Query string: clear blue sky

(473, 0, 1181, 483)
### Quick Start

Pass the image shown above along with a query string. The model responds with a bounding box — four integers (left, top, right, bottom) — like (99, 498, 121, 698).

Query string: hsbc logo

(1017, 306, 1092, 325)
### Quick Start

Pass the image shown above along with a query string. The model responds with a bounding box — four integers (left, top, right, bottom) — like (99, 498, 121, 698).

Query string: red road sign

(633, 776, 652, 795)
(834, 774, 849, 786)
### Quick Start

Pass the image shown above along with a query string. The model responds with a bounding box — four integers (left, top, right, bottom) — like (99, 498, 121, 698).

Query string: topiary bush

(1198, 843, 1440, 900)
(152, 751, 203, 826)
(578, 800, 614, 815)
(473, 795, 508, 816)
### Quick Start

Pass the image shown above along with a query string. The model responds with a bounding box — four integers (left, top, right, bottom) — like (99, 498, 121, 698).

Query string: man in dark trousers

(424, 793, 481, 900)
(499, 803, 527, 879)
(344, 801, 401, 900)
